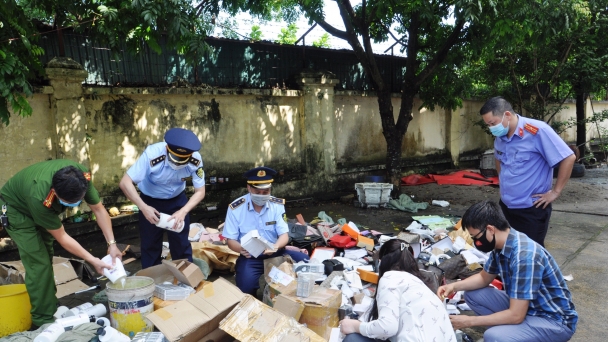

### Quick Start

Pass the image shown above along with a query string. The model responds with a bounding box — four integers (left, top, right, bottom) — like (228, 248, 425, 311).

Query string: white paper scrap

(268, 266, 294, 286)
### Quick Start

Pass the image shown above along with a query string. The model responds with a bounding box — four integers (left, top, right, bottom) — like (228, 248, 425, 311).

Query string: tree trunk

(377, 88, 415, 191)
(575, 90, 586, 158)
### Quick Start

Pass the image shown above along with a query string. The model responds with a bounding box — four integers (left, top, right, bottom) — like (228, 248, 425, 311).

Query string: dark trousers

(235, 249, 308, 295)
(500, 200, 552, 247)
(139, 192, 192, 269)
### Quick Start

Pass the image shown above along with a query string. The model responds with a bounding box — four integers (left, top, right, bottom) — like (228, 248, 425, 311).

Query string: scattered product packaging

(282, 287, 341, 340)
(162, 259, 204, 288)
(219, 295, 325, 342)
(154, 284, 192, 301)
(146, 278, 244, 342)
(241, 230, 275, 258)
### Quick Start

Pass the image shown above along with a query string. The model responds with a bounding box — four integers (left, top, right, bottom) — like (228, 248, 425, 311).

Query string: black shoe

(28, 324, 40, 332)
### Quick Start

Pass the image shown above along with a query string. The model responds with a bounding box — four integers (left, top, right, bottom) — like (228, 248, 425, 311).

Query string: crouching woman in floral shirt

(340, 239, 456, 342)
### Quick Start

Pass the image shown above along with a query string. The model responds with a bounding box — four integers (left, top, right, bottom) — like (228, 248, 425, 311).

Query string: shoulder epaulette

(229, 198, 245, 210)
(83, 172, 91, 181)
(150, 155, 166, 167)
(524, 123, 539, 135)
(269, 197, 285, 205)
(43, 189, 56, 208)
(189, 157, 201, 167)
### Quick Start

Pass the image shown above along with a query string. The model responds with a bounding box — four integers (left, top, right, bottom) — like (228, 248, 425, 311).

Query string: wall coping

(81, 87, 302, 97)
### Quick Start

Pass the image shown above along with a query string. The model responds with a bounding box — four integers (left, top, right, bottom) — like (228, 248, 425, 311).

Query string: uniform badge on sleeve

(196, 167, 205, 179)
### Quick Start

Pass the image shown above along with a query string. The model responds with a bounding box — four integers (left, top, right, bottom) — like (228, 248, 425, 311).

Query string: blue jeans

(465, 287, 574, 342)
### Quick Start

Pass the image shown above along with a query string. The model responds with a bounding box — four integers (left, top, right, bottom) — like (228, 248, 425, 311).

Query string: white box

(355, 183, 393, 208)
(241, 230, 275, 258)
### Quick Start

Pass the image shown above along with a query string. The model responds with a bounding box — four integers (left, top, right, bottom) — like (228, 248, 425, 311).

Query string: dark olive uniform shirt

(0, 159, 100, 230)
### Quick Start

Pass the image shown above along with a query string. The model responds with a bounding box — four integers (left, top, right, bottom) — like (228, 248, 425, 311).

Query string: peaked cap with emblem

(164, 128, 201, 164)
(244, 166, 277, 189)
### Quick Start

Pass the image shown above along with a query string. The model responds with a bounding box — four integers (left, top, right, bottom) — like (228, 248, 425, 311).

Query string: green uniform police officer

(0, 160, 121, 329)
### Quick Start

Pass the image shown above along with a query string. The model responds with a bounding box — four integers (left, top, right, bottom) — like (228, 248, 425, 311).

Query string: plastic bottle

(82, 303, 107, 317)
(53, 306, 69, 320)
(55, 313, 96, 330)
(97, 326, 131, 342)
(33, 323, 65, 342)
(95, 317, 111, 328)
(62, 302, 93, 317)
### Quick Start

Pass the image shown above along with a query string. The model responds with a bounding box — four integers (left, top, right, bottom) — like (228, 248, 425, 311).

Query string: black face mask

(472, 228, 496, 253)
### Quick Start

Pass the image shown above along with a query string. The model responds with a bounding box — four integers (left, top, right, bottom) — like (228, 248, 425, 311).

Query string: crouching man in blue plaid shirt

(438, 200, 577, 342)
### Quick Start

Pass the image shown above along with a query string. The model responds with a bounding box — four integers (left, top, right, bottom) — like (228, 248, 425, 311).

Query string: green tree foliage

(312, 33, 330, 48)
(250, 25, 263, 41)
(276, 23, 298, 44)
(469, 0, 594, 123)
(0, 1, 44, 125)
(227, 0, 493, 185)
(0, 0, 223, 126)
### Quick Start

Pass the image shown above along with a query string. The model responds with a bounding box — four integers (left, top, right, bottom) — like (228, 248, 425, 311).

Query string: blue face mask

(489, 113, 509, 137)
(59, 198, 82, 207)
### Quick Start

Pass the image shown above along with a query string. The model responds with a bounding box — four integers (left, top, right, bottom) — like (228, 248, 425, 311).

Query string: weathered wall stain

(150, 99, 177, 128)
(98, 97, 136, 132)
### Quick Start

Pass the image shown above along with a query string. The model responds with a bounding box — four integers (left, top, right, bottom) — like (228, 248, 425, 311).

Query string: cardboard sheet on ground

(0, 257, 89, 297)
(191, 241, 238, 274)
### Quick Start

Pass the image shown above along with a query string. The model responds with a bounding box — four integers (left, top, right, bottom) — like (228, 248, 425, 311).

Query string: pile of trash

(0, 211, 492, 342)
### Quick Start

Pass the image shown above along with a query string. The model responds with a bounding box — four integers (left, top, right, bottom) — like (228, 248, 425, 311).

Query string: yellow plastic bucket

(0, 284, 32, 337)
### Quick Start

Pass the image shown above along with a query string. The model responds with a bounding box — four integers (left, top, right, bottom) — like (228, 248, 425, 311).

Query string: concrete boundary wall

(2, 59, 606, 205)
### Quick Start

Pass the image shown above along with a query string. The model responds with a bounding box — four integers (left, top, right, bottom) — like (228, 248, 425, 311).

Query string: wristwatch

(107, 240, 117, 247)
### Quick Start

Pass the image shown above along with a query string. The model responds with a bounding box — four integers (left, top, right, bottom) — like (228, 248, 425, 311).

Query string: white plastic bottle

(33, 323, 65, 342)
(53, 306, 69, 320)
(95, 317, 111, 328)
(97, 326, 131, 342)
(55, 313, 95, 330)
(62, 302, 93, 317)
(82, 303, 107, 318)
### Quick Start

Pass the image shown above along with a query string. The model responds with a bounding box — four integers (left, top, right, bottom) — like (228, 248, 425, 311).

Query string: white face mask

(250, 193, 271, 206)
(168, 161, 188, 171)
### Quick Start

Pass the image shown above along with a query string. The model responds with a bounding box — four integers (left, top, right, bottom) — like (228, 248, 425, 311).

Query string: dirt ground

(6, 166, 607, 341)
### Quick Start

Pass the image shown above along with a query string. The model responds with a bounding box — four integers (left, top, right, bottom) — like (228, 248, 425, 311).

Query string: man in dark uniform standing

(479, 97, 575, 246)
(0, 160, 121, 329)
(223, 166, 308, 295)
(120, 128, 206, 269)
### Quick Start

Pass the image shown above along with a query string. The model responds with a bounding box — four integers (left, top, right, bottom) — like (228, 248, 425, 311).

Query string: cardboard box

(162, 259, 204, 288)
(219, 294, 325, 342)
(341, 223, 360, 239)
(0, 257, 89, 298)
(356, 235, 375, 251)
(136, 264, 176, 284)
(195, 328, 232, 342)
(356, 268, 379, 284)
(241, 230, 274, 258)
(283, 287, 341, 340)
(153, 281, 211, 310)
(146, 277, 244, 342)
(273, 294, 305, 321)
(262, 257, 297, 306)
